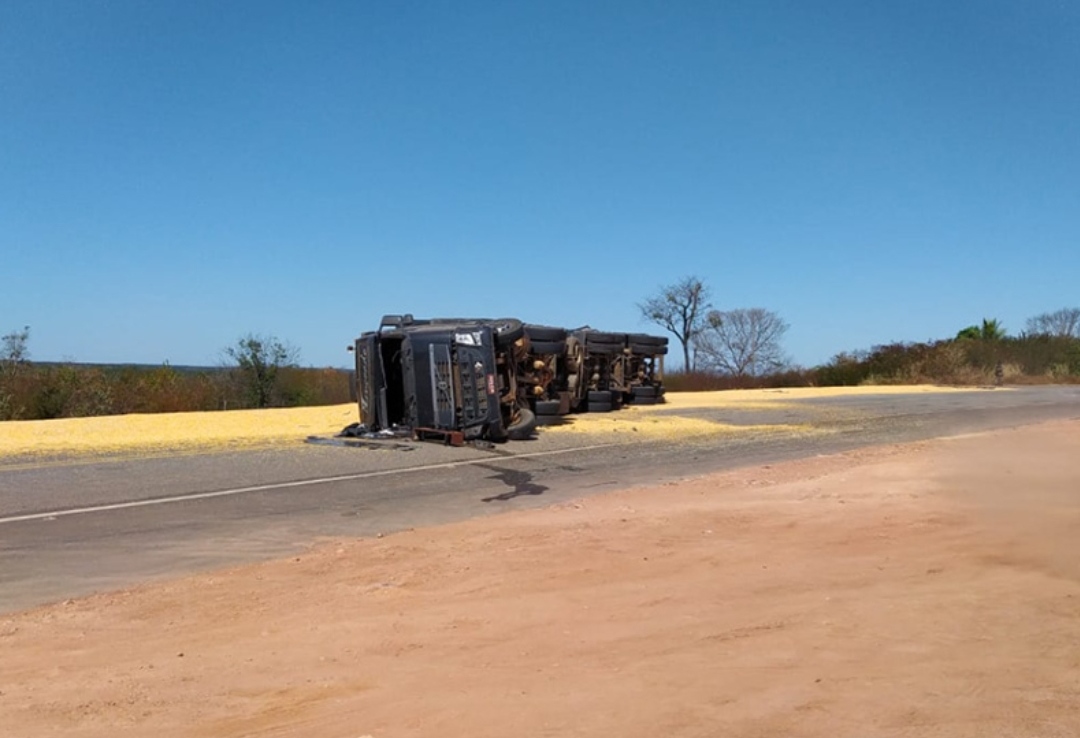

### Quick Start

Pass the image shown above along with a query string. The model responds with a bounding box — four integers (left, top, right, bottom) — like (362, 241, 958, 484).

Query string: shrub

(0, 362, 354, 420)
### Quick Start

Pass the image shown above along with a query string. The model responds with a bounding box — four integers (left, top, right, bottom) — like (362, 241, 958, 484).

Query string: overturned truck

(348, 314, 668, 443)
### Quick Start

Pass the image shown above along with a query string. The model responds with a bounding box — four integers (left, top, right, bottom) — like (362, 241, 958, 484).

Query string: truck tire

(628, 334, 668, 355)
(587, 400, 613, 413)
(583, 330, 623, 343)
(581, 331, 624, 354)
(628, 385, 659, 405)
(628, 333, 667, 347)
(528, 339, 566, 355)
(506, 407, 537, 440)
(490, 318, 525, 346)
(535, 399, 561, 416)
(524, 325, 567, 342)
(535, 401, 565, 426)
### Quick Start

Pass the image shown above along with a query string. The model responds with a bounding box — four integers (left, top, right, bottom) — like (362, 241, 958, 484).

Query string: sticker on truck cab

(454, 331, 484, 346)
(486, 373, 496, 395)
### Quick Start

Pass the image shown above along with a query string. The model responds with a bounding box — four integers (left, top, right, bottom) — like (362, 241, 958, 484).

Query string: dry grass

(0, 385, 985, 461)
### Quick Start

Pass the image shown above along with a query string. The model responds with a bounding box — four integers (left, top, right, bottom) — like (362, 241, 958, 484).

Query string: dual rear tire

(587, 390, 615, 413)
(628, 385, 660, 405)
(533, 398, 563, 426)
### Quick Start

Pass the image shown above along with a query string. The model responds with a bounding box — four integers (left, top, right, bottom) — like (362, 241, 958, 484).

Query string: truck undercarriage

(350, 315, 667, 443)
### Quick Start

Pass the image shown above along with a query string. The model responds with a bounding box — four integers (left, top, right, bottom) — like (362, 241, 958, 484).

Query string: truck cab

(353, 315, 534, 442)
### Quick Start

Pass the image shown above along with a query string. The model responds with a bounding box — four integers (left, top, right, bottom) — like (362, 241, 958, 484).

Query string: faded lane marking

(0, 443, 619, 525)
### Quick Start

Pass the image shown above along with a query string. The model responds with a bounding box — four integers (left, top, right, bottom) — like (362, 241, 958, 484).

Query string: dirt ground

(2, 419, 1078, 737)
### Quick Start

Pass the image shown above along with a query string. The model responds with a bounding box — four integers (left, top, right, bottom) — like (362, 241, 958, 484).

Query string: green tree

(956, 318, 1006, 341)
(223, 334, 299, 408)
(638, 276, 712, 371)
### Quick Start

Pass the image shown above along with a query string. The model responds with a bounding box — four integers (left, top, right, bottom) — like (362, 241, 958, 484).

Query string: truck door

(355, 334, 384, 429)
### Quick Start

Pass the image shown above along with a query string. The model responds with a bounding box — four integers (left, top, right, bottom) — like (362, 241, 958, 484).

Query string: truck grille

(429, 344, 455, 428)
(456, 347, 489, 427)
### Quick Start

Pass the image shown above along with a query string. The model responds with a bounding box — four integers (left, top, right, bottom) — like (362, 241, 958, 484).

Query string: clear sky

(3, 0, 1078, 369)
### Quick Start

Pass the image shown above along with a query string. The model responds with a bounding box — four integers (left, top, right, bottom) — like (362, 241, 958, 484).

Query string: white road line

(0, 443, 620, 525)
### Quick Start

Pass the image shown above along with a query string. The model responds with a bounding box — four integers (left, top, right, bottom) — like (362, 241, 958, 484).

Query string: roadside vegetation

(0, 329, 349, 421)
(3, 298, 1078, 421)
(640, 277, 1080, 391)
(665, 331, 1080, 392)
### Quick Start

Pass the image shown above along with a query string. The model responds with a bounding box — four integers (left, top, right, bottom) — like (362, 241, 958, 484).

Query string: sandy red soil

(2, 420, 1078, 737)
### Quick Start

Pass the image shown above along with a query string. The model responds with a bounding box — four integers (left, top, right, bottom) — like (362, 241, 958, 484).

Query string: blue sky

(3, 1, 1077, 369)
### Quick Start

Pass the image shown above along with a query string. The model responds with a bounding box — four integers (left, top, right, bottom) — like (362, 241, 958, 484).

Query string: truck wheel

(535, 399, 561, 416)
(587, 400, 613, 413)
(587, 390, 611, 403)
(628, 385, 658, 405)
(528, 339, 566, 355)
(628, 334, 667, 347)
(582, 330, 623, 344)
(491, 318, 525, 346)
(506, 407, 537, 440)
(524, 325, 567, 342)
(582, 332, 625, 354)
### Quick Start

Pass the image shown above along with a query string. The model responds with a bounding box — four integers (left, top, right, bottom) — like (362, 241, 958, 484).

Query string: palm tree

(979, 318, 1006, 340)
(956, 318, 1006, 341)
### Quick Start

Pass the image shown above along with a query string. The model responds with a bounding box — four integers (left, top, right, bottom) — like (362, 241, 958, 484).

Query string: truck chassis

(350, 315, 667, 443)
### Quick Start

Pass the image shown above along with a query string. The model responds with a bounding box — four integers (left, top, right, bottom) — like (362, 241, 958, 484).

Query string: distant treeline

(0, 363, 351, 421)
(2, 332, 1079, 421)
(665, 334, 1080, 392)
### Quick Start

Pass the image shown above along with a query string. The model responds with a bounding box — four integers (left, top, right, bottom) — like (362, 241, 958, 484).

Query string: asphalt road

(2, 386, 1078, 613)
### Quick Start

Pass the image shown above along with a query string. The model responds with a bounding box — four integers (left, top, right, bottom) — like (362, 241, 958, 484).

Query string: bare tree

(1, 326, 30, 370)
(0, 326, 30, 420)
(694, 308, 790, 377)
(1026, 308, 1080, 338)
(223, 334, 299, 408)
(638, 276, 712, 370)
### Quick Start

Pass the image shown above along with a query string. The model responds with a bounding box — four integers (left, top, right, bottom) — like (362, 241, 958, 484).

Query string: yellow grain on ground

(0, 385, 991, 461)
(541, 385, 988, 441)
(545, 408, 808, 441)
(0, 405, 358, 460)
(660, 384, 987, 409)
